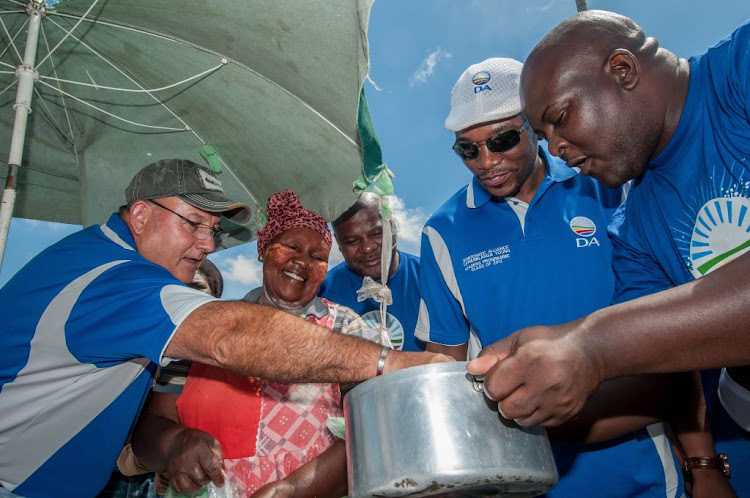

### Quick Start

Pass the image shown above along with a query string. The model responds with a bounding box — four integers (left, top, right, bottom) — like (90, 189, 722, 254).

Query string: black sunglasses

(452, 119, 531, 161)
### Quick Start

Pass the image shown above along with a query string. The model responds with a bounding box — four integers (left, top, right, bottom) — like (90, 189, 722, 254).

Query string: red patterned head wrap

(256, 189, 331, 256)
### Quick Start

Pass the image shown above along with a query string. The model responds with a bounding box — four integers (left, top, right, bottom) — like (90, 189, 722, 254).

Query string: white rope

(35, 0, 100, 69)
(0, 12, 24, 63)
(36, 79, 186, 131)
(38, 61, 225, 93)
(377, 200, 394, 348)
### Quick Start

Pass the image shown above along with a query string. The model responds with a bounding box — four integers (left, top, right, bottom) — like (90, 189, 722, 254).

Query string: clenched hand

(164, 427, 225, 495)
(466, 322, 606, 427)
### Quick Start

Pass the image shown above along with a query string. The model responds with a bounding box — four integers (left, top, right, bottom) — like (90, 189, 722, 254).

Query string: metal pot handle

(470, 374, 485, 393)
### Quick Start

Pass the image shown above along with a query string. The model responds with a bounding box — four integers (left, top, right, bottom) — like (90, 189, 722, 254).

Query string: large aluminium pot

(344, 361, 558, 497)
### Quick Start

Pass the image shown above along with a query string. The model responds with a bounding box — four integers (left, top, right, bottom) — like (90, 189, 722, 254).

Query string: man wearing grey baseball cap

(0, 158, 450, 497)
(414, 58, 694, 497)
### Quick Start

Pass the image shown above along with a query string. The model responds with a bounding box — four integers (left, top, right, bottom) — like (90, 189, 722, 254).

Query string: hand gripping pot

(344, 362, 558, 497)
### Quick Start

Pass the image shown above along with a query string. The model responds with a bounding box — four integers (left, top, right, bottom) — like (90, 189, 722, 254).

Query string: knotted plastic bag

(164, 475, 244, 498)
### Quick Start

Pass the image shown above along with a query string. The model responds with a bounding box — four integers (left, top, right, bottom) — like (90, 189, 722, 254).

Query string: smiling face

(261, 227, 330, 308)
(334, 206, 397, 281)
(131, 196, 219, 284)
(455, 115, 542, 202)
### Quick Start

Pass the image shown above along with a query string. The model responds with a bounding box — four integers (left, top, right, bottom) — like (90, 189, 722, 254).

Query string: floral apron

(177, 308, 342, 496)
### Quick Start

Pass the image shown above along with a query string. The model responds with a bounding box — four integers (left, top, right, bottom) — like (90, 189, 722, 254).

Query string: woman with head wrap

(130, 190, 380, 497)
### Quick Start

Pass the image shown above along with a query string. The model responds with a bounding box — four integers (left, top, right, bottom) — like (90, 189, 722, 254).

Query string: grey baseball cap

(125, 158, 252, 226)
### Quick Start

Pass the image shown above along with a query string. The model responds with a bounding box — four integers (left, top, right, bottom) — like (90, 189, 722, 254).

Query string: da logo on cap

(472, 71, 492, 93)
(472, 71, 491, 85)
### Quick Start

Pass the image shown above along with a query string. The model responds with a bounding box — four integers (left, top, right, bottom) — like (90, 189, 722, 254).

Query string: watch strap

(683, 453, 731, 478)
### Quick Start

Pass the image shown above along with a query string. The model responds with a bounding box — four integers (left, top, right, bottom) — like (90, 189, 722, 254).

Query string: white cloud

(409, 47, 452, 87)
(219, 253, 263, 287)
(389, 195, 428, 254)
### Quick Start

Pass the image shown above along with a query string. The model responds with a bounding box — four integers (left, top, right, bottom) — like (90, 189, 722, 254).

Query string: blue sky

(1, 0, 749, 299)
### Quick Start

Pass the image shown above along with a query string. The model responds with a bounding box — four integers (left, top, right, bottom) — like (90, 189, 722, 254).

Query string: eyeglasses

(149, 200, 228, 244)
(452, 119, 531, 161)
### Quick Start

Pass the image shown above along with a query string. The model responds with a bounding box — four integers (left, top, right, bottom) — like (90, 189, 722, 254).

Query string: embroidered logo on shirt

(570, 216, 600, 248)
(689, 196, 750, 277)
(462, 245, 510, 272)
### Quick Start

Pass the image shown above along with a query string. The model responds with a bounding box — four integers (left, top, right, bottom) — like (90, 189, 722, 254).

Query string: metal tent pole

(575, 0, 589, 11)
(0, 1, 44, 271)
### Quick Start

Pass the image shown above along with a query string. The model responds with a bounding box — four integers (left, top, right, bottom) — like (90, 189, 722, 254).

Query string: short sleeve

(415, 225, 471, 346)
(66, 260, 215, 366)
(608, 204, 672, 304)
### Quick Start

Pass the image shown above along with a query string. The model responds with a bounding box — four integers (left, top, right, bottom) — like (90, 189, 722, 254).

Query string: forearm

(131, 412, 185, 473)
(578, 253, 750, 380)
(167, 301, 446, 384)
(283, 440, 348, 498)
(426, 342, 468, 361)
(548, 374, 671, 443)
(671, 371, 714, 457)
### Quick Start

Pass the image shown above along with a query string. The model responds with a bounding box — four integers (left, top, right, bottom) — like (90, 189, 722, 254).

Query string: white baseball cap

(445, 57, 523, 132)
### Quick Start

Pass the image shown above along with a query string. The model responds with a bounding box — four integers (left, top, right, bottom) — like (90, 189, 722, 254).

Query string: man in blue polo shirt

(319, 192, 425, 351)
(466, 12, 749, 496)
(416, 57, 689, 497)
(0, 159, 447, 497)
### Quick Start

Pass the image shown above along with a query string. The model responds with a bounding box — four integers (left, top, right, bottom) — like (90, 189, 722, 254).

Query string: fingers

(203, 441, 225, 487)
(465, 353, 498, 376)
(171, 470, 208, 495)
(479, 352, 527, 403)
(167, 428, 224, 493)
(466, 337, 514, 375)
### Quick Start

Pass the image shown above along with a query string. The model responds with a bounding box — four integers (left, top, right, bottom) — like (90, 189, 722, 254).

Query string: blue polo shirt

(319, 250, 425, 351)
(608, 18, 750, 496)
(0, 214, 215, 496)
(416, 148, 684, 497)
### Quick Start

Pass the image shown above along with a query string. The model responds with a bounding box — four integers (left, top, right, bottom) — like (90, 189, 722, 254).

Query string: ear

(607, 49, 640, 91)
(128, 200, 152, 236)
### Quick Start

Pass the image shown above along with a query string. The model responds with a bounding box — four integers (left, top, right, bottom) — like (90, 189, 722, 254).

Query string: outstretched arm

(131, 392, 224, 495)
(467, 252, 750, 426)
(251, 440, 348, 498)
(166, 300, 452, 385)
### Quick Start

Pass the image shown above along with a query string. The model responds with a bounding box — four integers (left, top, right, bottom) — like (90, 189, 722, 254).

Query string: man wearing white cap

(415, 58, 695, 497)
